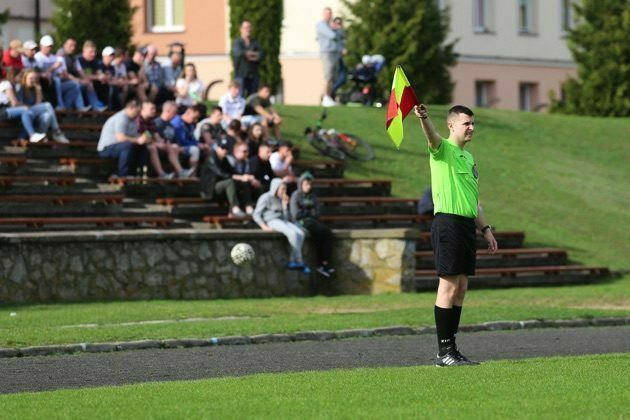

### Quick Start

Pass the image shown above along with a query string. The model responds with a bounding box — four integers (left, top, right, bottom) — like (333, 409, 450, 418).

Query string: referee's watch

(481, 225, 492, 234)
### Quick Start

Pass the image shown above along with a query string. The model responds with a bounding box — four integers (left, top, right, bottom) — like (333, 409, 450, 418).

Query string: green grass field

(1, 354, 628, 419)
(1, 105, 629, 348)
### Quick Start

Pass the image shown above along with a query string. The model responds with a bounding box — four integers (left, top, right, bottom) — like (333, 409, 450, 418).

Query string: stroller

(339, 54, 385, 106)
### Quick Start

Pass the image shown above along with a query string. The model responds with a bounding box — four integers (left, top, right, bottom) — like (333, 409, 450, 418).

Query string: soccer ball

(230, 243, 255, 265)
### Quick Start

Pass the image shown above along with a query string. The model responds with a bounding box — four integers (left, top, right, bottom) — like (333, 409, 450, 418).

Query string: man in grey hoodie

(290, 172, 335, 277)
(253, 178, 311, 274)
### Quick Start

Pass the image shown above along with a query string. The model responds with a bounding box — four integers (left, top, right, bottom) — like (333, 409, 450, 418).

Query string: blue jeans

(235, 75, 259, 99)
(331, 58, 347, 98)
(5, 102, 59, 136)
(99, 141, 148, 176)
(81, 83, 105, 109)
(53, 77, 85, 110)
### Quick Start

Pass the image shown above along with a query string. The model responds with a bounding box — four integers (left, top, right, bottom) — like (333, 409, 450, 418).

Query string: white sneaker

(321, 95, 337, 107)
(178, 168, 196, 178)
(52, 130, 70, 144)
(160, 172, 175, 180)
(79, 105, 92, 112)
(230, 206, 246, 217)
(29, 132, 47, 143)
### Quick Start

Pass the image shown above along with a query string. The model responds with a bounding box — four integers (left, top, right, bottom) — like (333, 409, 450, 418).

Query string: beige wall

(1, 0, 54, 49)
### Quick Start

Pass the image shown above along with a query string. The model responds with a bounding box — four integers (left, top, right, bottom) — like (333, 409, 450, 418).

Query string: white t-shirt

(0, 80, 14, 106)
(34, 52, 62, 72)
(175, 78, 204, 106)
(218, 92, 246, 119)
(269, 151, 292, 173)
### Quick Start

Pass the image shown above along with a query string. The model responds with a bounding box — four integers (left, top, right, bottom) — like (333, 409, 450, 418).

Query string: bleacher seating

(0, 110, 612, 288)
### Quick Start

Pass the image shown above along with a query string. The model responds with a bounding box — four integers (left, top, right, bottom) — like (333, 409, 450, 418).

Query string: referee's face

(449, 113, 475, 144)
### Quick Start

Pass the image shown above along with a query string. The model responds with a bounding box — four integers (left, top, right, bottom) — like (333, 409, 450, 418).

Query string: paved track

(1, 326, 628, 394)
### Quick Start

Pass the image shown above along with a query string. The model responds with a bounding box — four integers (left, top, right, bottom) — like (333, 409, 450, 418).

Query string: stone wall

(0, 228, 420, 304)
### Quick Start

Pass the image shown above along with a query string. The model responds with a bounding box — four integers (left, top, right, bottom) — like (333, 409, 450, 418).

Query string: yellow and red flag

(386, 66, 419, 149)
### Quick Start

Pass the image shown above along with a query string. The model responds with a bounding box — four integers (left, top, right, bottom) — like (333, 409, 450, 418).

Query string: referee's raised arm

(413, 104, 442, 151)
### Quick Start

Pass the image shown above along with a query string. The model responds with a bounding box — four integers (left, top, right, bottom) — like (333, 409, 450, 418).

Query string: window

(473, 0, 494, 33)
(561, 0, 573, 32)
(149, 0, 185, 33)
(519, 83, 538, 111)
(475, 80, 496, 108)
(518, 0, 537, 34)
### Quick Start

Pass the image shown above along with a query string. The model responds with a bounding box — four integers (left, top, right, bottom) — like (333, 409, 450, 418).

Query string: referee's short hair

(447, 105, 474, 120)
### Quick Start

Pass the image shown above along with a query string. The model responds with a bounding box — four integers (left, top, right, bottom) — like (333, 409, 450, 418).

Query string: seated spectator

(0, 76, 47, 143)
(55, 38, 90, 111)
(35, 35, 84, 111)
(245, 122, 264, 157)
(175, 62, 204, 110)
(270, 140, 296, 183)
(111, 48, 132, 108)
(125, 47, 151, 102)
(223, 119, 246, 154)
(199, 137, 247, 216)
(417, 187, 434, 215)
(153, 101, 187, 178)
(218, 79, 245, 130)
(97, 99, 148, 177)
(290, 172, 335, 277)
(163, 47, 184, 103)
(98, 46, 127, 110)
(21, 40, 40, 71)
(144, 44, 171, 105)
(248, 142, 275, 193)
(242, 83, 282, 139)
(2, 39, 24, 81)
(228, 142, 257, 214)
(75, 40, 107, 111)
(170, 104, 205, 177)
(194, 105, 226, 148)
(136, 101, 175, 179)
(253, 178, 310, 274)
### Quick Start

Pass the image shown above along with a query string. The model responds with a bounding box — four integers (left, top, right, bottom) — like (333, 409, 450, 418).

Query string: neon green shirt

(429, 138, 479, 218)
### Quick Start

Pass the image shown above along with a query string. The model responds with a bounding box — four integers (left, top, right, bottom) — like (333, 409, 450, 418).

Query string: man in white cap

(21, 40, 39, 70)
(35, 35, 83, 111)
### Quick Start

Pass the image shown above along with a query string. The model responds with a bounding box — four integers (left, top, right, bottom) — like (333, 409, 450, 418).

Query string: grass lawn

(1, 105, 628, 348)
(1, 353, 628, 419)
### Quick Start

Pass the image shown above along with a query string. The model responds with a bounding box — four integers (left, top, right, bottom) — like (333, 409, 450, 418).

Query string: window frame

(147, 0, 185, 33)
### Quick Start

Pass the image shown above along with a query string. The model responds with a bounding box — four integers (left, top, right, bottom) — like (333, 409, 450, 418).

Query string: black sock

(434, 306, 456, 356)
(452, 305, 463, 341)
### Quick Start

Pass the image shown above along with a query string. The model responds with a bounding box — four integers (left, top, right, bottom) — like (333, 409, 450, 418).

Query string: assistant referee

(414, 104, 498, 367)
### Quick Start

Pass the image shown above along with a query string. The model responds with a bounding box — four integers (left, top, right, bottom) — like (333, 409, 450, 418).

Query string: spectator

(242, 84, 282, 139)
(330, 17, 348, 100)
(228, 141, 257, 214)
(34, 35, 66, 108)
(194, 105, 225, 147)
(170, 104, 205, 177)
(175, 62, 204, 109)
(75, 40, 108, 111)
(290, 172, 335, 277)
(223, 119, 245, 153)
(125, 48, 151, 102)
(154, 100, 187, 178)
(248, 141, 274, 193)
(0, 76, 47, 143)
(2, 39, 24, 81)
(55, 38, 90, 111)
(218, 79, 245, 130)
(97, 46, 127, 110)
(316, 7, 339, 107)
(21, 40, 40, 71)
(417, 187, 434, 216)
(253, 178, 310, 274)
(232, 20, 264, 98)
(199, 137, 246, 216)
(97, 99, 148, 177)
(163, 47, 184, 100)
(270, 140, 296, 183)
(16, 70, 69, 143)
(245, 121, 264, 157)
(143, 45, 169, 105)
(136, 101, 174, 179)
(110, 48, 131, 107)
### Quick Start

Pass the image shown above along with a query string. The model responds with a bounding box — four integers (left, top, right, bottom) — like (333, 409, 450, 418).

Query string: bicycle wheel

(307, 134, 347, 161)
(337, 132, 375, 161)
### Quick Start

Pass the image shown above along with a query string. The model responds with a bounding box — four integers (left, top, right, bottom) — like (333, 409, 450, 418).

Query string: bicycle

(304, 110, 375, 161)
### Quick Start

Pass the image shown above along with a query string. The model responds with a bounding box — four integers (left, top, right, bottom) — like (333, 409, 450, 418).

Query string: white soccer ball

(230, 243, 256, 265)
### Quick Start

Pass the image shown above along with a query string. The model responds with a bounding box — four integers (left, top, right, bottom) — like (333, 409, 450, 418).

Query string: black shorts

(431, 212, 477, 277)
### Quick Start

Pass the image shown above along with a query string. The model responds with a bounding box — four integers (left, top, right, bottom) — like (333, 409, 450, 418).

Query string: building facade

(0, 0, 54, 49)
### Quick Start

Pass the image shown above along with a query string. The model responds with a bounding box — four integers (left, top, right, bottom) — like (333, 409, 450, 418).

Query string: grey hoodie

(253, 178, 289, 226)
(290, 172, 320, 223)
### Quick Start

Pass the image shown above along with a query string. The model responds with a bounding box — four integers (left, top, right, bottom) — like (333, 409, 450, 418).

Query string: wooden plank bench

(154, 195, 418, 207)
(416, 230, 526, 250)
(0, 216, 173, 228)
(0, 194, 124, 205)
(415, 248, 569, 268)
(60, 157, 114, 166)
(0, 156, 27, 166)
(109, 176, 199, 185)
(203, 214, 432, 228)
(59, 122, 103, 131)
(415, 265, 610, 278)
(0, 175, 76, 186)
(12, 139, 97, 149)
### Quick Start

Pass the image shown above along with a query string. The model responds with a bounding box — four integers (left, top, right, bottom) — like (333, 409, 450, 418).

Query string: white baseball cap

(40, 35, 54, 46)
(23, 40, 37, 50)
(101, 46, 115, 57)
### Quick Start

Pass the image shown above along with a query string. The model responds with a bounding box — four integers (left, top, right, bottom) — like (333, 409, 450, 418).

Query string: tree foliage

(0, 8, 9, 36)
(550, 0, 630, 116)
(229, 0, 283, 94)
(342, 0, 457, 104)
(51, 0, 136, 51)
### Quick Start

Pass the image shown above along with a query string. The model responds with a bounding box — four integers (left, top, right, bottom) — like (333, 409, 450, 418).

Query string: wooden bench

(0, 216, 173, 228)
(0, 175, 76, 186)
(154, 195, 418, 208)
(59, 123, 103, 132)
(415, 248, 567, 260)
(59, 157, 114, 166)
(56, 109, 114, 118)
(0, 194, 124, 205)
(415, 265, 610, 278)
(109, 176, 199, 186)
(0, 156, 27, 166)
(12, 139, 97, 149)
(415, 248, 569, 269)
(312, 178, 391, 187)
(293, 159, 344, 169)
(203, 214, 432, 228)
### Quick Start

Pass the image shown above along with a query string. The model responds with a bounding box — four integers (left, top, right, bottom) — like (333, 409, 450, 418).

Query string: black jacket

(200, 150, 234, 199)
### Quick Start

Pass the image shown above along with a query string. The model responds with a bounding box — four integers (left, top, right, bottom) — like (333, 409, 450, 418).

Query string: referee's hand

(484, 230, 498, 254)
(414, 104, 428, 120)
